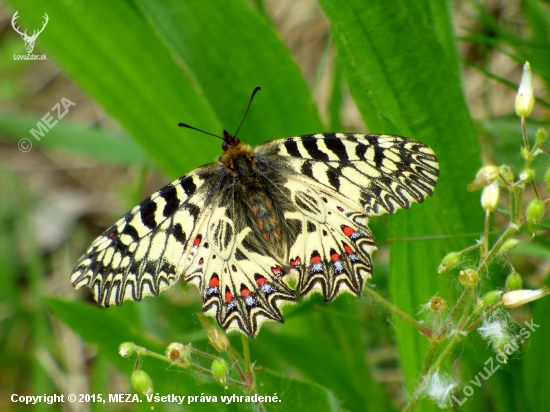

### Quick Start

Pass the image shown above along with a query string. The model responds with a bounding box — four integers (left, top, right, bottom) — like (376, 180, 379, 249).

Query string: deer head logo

(11, 11, 49, 54)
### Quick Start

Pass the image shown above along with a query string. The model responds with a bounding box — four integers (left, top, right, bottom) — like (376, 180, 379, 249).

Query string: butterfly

(70, 88, 439, 336)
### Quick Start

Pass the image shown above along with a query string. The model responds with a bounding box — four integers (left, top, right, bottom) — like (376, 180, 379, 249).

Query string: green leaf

(255, 369, 339, 412)
(253, 295, 395, 411)
(134, 0, 323, 140)
(4, 0, 219, 178)
(45, 298, 228, 412)
(522, 288, 550, 411)
(317, 0, 483, 407)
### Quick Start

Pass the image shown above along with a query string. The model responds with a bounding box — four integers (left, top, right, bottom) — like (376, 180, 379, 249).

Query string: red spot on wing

(209, 274, 219, 288)
(108, 231, 116, 238)
(310, 251, 322, 264)
(225, 289, 232, 303)
(255, 275, 267, 286)
(342, 225, 355, 238)
(193, 235, 202, 246)
(241, 286, 251, 297)
(290, 256, 302, 267)
(271, 266, 283, 276)
(337, 206, 344, 212)
(330, 250, 340, 261)
(343, 244, 354, 255)
(199, 257, 204, 265)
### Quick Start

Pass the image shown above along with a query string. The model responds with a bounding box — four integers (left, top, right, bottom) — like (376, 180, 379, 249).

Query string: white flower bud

(468, 165, 499, 191)
(481, 181, 499, 212)
(502, 288, 550, 308)
(515, 62, 535, 117)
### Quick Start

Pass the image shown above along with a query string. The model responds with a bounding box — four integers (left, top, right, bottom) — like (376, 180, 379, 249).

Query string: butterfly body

(71, 131, 438, 336)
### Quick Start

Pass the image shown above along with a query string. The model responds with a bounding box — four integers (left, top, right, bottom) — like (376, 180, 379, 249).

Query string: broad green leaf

(317, 1, 483, 409)
(4, 0, 219, 178)
(46, 298, 230, 412)
(522, 289, 550, 411)
(255, 369, 339, 412)
(134, 0, 323, 141)
(46, 298, 340, 411)
(253, 295, 395, 412)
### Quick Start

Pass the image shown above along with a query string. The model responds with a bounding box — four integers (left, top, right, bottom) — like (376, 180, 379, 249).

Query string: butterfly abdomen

(226, 149, 286, 259)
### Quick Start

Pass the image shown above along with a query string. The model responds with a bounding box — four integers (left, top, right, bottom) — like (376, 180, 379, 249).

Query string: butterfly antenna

(178, 123, 225, 141)
(234, 86, 261, 138)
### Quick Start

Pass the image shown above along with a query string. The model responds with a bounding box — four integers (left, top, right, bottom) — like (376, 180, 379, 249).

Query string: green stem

(458, 243, 483, 255)
(484, 210, 490, 253)
(441, 288, 468, 334)
(419, 340, 440, 377)
(363, 286, 433, 338)
(403, 292, 473, 412)
(476, 224, 518, 273)
(510, 190, 518, 224)
(521, 116, 530, 152)
(132, 346, 251, 391)
(242, 335, 253, 383)
(466, 302, 504, 333)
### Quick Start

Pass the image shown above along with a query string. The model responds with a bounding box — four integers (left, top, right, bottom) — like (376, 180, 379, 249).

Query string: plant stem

(484, 211, 490, 252)
(363, 286, 433, 338)
(242, 335, 253, 383)
(403, 292, 472, 412)
(476, 224, 518, 272)
(466, 302, 504, 333)
(510, 190, 518, 224)
(419, 340, 439, 376)
(521, 116, 530, 152)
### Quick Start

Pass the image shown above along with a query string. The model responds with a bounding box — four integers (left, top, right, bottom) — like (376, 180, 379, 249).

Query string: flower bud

(536, 128, 547, 143)
(519, 168, 535, 183)
(502, 287, 550, 308)
(198, 314, 230, 352)
(166, 342, 191, 366)
(498, 238, 520, 254)
(131, 370, 153, 396)
(437, 252, 461, 273)
(211, 359, 228, 385)
(499, 165, 514, 183)
(521, 146, 530, 160)
(119, 342, 135, 358)
(459, 268, 479, 287)
(526, 199, 545, 232)
(429, 296, 447, 314)
(481, 181, 499, 212)
(515, 61, 535, 117)
(545, 167, 550, 194)
(468, 165, 499, 191)
(478, 291, 503, 311)
(505, 272, 523, 291)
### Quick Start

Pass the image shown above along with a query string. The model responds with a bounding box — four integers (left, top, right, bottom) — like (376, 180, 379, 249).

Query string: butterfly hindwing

(282, 182, 376, 301)
(184, 207, 296, 336)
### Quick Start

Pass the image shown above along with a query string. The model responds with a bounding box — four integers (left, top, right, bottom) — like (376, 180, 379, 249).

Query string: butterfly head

(222, 130, 241, 152)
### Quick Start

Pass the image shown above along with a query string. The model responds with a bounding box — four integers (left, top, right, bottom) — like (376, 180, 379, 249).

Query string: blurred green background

(0, 0, 549, 411)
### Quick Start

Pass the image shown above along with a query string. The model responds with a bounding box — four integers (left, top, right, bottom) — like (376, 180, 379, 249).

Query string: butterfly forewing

(71, 132, 438, 336)
(262, 133, 439, 215)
